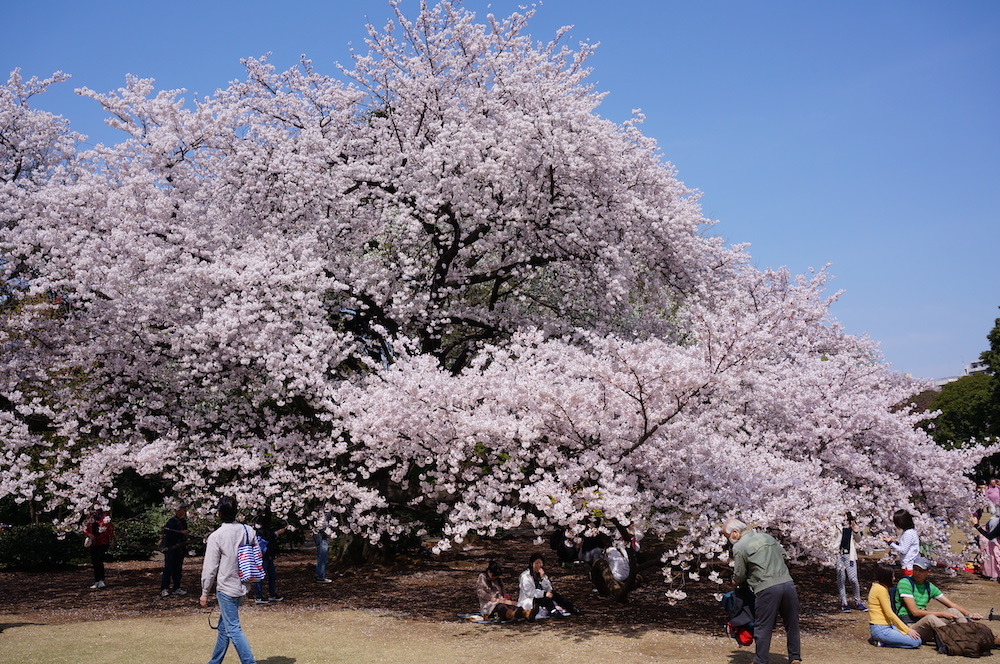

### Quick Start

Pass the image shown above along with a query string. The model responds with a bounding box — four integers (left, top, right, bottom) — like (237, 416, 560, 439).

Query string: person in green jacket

(723, 518, 802, 664)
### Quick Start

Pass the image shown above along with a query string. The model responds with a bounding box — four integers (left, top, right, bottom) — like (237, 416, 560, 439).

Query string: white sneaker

(316, 578, 332, 583)
(160, 589, 170, 597)
(90, 581, 106, 589)
(172, 588, 187, 595)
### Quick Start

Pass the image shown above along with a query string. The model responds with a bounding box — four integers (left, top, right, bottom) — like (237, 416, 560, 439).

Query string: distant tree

(928, 374, 994, 449)
(980, 311, 1000, 437)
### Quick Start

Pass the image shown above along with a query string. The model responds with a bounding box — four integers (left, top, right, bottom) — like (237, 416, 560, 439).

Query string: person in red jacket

(83, 508, 115, 589)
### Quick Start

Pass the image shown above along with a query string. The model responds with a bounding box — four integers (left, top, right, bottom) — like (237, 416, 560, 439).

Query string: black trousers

(90, 545, 108, 581)
(533, 591, 579, 615)
(753, 580, 800, 664)
(160, 550, 185, 590)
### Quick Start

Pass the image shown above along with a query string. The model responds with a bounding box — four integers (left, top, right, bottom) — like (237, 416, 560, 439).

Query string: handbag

(236, 525, 266, 583)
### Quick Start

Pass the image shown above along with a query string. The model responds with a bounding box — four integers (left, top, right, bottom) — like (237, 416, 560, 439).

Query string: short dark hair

(874, 564, 896, 587)
(892, 509, 915, 531)
(485, 560, 503, 577)
(218, 496, 238, 523)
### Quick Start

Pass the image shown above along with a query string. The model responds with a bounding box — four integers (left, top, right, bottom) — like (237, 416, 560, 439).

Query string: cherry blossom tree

(1, 2, 993, 580)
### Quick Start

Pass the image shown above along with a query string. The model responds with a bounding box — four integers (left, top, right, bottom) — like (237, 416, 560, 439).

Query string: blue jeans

(254, 558, 278, 599)
(314, 533, 329, 580)
(209, 592, 255, 664)
(870, 623, 921, 648)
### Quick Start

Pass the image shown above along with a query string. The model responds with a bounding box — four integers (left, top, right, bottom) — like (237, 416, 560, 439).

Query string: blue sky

(3, 1, 998, 380)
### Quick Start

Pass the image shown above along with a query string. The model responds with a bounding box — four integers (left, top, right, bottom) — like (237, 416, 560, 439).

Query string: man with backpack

(896, 556, 983, 642)
(200, 496, 258, 664)
(723, 518, 802, 664)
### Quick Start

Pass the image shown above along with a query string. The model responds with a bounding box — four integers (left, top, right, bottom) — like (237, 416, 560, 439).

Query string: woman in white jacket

(518, 553, 580, 617)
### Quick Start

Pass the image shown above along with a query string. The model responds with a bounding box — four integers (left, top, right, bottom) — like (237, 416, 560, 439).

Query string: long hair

(529, 552, 544, 582)
(873, 564, 896, 588)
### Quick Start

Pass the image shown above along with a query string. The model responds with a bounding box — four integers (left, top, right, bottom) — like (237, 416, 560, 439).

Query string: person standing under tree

(883, 509, 919, 576)
(200, 496, 257, 664)
(83, 508, 114, 589)
(722, 518, 802, 664)
(832, 513, 866, 612)
(160, 502, 189, 597)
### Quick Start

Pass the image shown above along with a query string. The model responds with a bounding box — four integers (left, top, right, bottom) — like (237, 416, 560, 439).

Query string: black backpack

(721, 585, 756, 646)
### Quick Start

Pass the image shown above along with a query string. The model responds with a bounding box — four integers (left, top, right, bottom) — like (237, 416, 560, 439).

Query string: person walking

(200, 496, 257, 664)
(160, 502, 190, 597)
(722, 518, 802, 664)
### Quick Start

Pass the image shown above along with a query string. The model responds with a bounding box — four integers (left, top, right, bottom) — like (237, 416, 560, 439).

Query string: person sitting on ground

(518, 553, 581, 617)
(476, 560, 526, 621)
(867, 564, 921, 648)
(895, 556, 983, 643)
(590, 533, 635, 603)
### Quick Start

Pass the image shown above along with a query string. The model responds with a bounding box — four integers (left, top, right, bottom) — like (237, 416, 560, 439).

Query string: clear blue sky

(4, 1, 998, 380)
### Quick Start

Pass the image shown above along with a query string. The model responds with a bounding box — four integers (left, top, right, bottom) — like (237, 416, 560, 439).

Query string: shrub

(0, 524, 86, 570)
(109, 508, 168, 561)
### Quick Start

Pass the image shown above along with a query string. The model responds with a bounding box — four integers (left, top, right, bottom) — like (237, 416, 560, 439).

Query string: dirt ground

(2, 532, 1000, 663)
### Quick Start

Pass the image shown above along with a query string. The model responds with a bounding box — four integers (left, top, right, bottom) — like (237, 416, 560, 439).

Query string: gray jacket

(201, 522, 256, 598)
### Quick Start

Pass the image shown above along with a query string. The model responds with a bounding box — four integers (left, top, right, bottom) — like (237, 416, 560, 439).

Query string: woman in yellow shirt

(868, 565, 921, 648)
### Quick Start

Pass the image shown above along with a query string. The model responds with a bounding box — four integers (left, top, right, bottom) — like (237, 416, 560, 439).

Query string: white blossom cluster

(1, 2, 992, 585)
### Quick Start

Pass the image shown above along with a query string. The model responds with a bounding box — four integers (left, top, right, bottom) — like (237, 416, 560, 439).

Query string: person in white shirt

(589, 533, 635, 603)
(882, 509, 920, 576)
(518, 553, 580, 617)
(200, 496, 257, 664)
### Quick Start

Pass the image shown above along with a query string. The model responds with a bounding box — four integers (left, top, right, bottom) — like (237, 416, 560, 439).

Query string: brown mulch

(0, 531, 982, 635)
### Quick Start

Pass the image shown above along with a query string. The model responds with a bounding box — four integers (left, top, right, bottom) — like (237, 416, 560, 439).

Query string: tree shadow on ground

(0, 622, 38, 633)
(0, 529, 985, 645)
(258, 657, 296, 664)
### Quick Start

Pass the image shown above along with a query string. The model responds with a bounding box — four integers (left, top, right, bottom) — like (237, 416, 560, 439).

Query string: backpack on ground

(237, 525, 266, 583)
(932, 621, 995, 657)
(720, 585, 756, 646)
